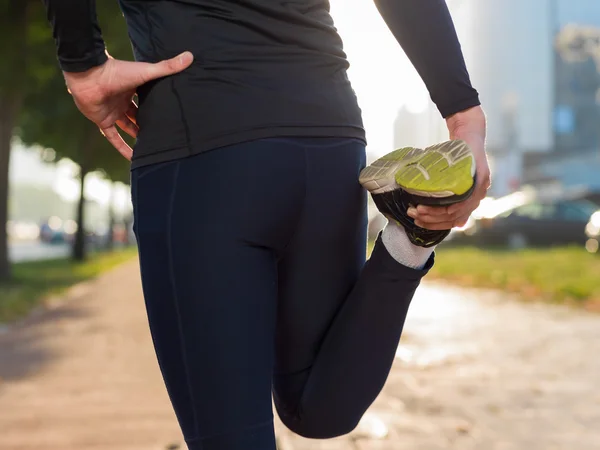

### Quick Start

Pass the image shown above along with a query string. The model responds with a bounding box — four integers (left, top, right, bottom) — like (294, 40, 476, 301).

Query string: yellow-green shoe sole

(359, 140, 475, 199)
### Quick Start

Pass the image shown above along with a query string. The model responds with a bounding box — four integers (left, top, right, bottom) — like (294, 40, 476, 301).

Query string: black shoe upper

(371, 180, 476, 248)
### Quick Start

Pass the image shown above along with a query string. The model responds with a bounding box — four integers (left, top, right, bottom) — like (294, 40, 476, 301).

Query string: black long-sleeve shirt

(43, 0, 480, 168)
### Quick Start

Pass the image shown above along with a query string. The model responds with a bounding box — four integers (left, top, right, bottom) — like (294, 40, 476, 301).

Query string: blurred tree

(556, 25, 600, 71)
(99, 154, 132, 251)
(19, 77, 130, 261)
(0, 0, 31, 280)
(11, 2, 132, 262)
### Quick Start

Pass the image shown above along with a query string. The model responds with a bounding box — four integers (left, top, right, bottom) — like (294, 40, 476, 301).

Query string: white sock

(381, 220, 434, 270)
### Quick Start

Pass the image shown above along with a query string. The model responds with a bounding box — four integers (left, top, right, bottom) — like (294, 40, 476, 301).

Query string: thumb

(123, 51, 194, 89)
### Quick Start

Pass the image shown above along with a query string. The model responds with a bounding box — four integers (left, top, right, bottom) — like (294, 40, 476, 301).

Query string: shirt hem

(59, 51, 108, 73)
(439, 95, 481, 119)
(130, 125, 366, 169)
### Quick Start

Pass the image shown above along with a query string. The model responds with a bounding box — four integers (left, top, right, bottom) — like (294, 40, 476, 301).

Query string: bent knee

(275, 403, 361, 439)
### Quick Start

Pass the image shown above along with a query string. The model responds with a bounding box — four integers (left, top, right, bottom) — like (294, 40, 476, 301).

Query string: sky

(12, 0, 430, 208)
(330, 0, 430, 153)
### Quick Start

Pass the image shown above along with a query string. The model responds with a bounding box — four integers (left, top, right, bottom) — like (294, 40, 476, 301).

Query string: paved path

(1, 263, 599, 450)
(277, 284, 600, 450)
(0, 261, 182, 450)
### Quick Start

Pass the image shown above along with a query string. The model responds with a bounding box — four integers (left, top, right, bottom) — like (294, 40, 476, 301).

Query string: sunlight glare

(330, 0, 426, 156)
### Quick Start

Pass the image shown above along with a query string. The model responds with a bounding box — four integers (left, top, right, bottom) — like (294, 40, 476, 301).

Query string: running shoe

(359, 140, 476, 248)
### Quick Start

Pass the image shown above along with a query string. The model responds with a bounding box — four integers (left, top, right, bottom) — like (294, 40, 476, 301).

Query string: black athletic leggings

(131, 137, 432, 450)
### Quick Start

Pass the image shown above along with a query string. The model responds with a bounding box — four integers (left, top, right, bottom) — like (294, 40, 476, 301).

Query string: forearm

(373, 0, 480, 118)
(42, 0, 107, 72)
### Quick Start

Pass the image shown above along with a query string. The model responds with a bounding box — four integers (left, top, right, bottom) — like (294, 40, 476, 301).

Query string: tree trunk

(105, 183, 116, 251)
(123, 214, 133, 247)
(0, 96, 19, 281)
(0, 0, 28, 281)
(72, 166, 89, 262)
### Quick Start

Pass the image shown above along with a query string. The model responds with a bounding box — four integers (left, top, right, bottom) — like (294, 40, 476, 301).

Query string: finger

(415, 198, 479, 226)
(447, 173, 490, 215)
(414, 219, 455, 231)
(441, 202, 478, 227)
(412, 172, 489, 221)
(413, 212, 458, 225)
(116, 114, 139, 139)
(448, 186, 487, 217)
(126, 101, 138, 125)
(412, 205, 458, 220)
(454, 213, 472, 228)
(148, 51, 194, 79)
(415, 213, 471, 231)
(410, 205, 460, 225)
(101, 126, 133, 161)
(121, 51, 194, 90)
(415, 204, 449, 216)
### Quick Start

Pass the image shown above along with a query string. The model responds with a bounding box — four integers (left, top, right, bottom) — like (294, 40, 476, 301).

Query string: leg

(273, 139, 433, 439)
(131, 141, 305, 449)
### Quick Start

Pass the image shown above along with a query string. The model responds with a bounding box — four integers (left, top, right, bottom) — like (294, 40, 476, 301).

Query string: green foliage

(0, 0, 29, 94)
(17, 1, 133, 180)
(0, 247, 138, 323)
(429, 246, 600, 307)
(0, 0, 134, 273)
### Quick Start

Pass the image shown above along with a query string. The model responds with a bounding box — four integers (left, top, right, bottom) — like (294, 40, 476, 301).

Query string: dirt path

(2, 263, 599, 450)
(278, 283, 600, 450)
(0, 261, 182, 450)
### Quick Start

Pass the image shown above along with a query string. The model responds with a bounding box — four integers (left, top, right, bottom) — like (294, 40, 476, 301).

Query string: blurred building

(393, 104, 447, 150)
(392, 0, 600, 197)
(450, 0, 600, 196)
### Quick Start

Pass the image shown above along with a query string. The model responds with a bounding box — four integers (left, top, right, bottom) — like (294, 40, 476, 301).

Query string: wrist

(446, 105, 486, 136)
(62, 62, 111, 100)
(59, 49, 109, 75)
(63, 63, 103, 81)
(446, 105, 485, 126)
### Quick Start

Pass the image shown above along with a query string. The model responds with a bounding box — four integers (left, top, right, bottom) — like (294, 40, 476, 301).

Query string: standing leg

(273, 138, 433, 438)
(132, 140, 306, 449)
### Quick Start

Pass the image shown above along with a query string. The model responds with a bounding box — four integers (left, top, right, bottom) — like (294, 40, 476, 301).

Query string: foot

(359, 140, 476, 248)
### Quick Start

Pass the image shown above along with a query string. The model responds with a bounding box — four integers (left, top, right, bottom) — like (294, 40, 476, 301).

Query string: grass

(6, 242, 597, 324)
(430, 246, 600, 309)
(367, 240, 600, 309)
(0, 247, 138, 324)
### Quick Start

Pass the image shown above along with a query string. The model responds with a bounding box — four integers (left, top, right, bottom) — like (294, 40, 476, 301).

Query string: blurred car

(454, 197, 600, 249)
(39, 216, 67, 244)
(39, 216, 101, 247)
